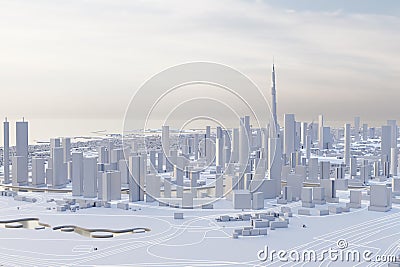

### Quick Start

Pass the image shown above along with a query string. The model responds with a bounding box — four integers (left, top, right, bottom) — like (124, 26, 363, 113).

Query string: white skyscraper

(231, 128, 239, 163)
(268, 136, 283, 196)
(305, 135, 311, 159)
(146, 174, 160, 202)
(128, 155, 140, 202)
(284, 114, 295, 157)
(239, 116, 251, 172)
(32, 157, 46, 186)
(102, 171, 121, 201)
(216, 126, 224, 168)
(63, 137, 71, 162)
(3, 118, 10, 184)
(83, 157, 98, 198)
(72, 152, 84, 196)
(271, 64, 278, 134)
(52, 147, 67, 188)
(12, 156, 28, 186)
(354, 116, 360, 142)
(205, 125, 212, 164)
(14, 120, 28, 185)
(119, 159, 129, 184)
(318, 114, 324, 142)
(387, 120, 398, 175)
(162, 125, 170, 158)
(387, 120, 398, 149)
(344, 123, 351, 166)
(319, 126, 332, 150)
(381, 125, 392, 159)
(139, 153, 146, 201)
(16, 120, 28, 159)
(301, 122, 307, 147)
(174, 156, 185, 198)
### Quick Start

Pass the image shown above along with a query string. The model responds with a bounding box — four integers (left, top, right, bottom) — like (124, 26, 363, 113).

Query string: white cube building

(182, 192, 194, 209)
(301, 187, 315, 208)
(233, 190, 251, 209)
(368, 184, 392, 212)
(102, 171, 121, 201)
(252, 192, 264, 210)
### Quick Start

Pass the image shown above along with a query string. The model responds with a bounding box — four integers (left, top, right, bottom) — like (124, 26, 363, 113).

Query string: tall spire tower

(271, 63, 278, 135)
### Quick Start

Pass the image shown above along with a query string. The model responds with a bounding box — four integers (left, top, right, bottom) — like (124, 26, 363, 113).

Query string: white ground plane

(0, 190, 399, 267)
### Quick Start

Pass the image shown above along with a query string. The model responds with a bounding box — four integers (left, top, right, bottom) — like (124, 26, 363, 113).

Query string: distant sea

(0, 118, 123, 146)
(0, 117, 390, 147)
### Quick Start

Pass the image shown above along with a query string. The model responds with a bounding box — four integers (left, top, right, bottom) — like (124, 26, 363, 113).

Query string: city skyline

(2, 2, 400, 266)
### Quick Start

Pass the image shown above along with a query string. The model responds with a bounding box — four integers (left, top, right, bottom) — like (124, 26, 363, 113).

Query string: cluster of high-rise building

(0, 65, 397, 212)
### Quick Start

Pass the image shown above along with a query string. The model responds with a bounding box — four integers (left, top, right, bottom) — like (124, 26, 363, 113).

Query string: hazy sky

(0, 0, 399, 128)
